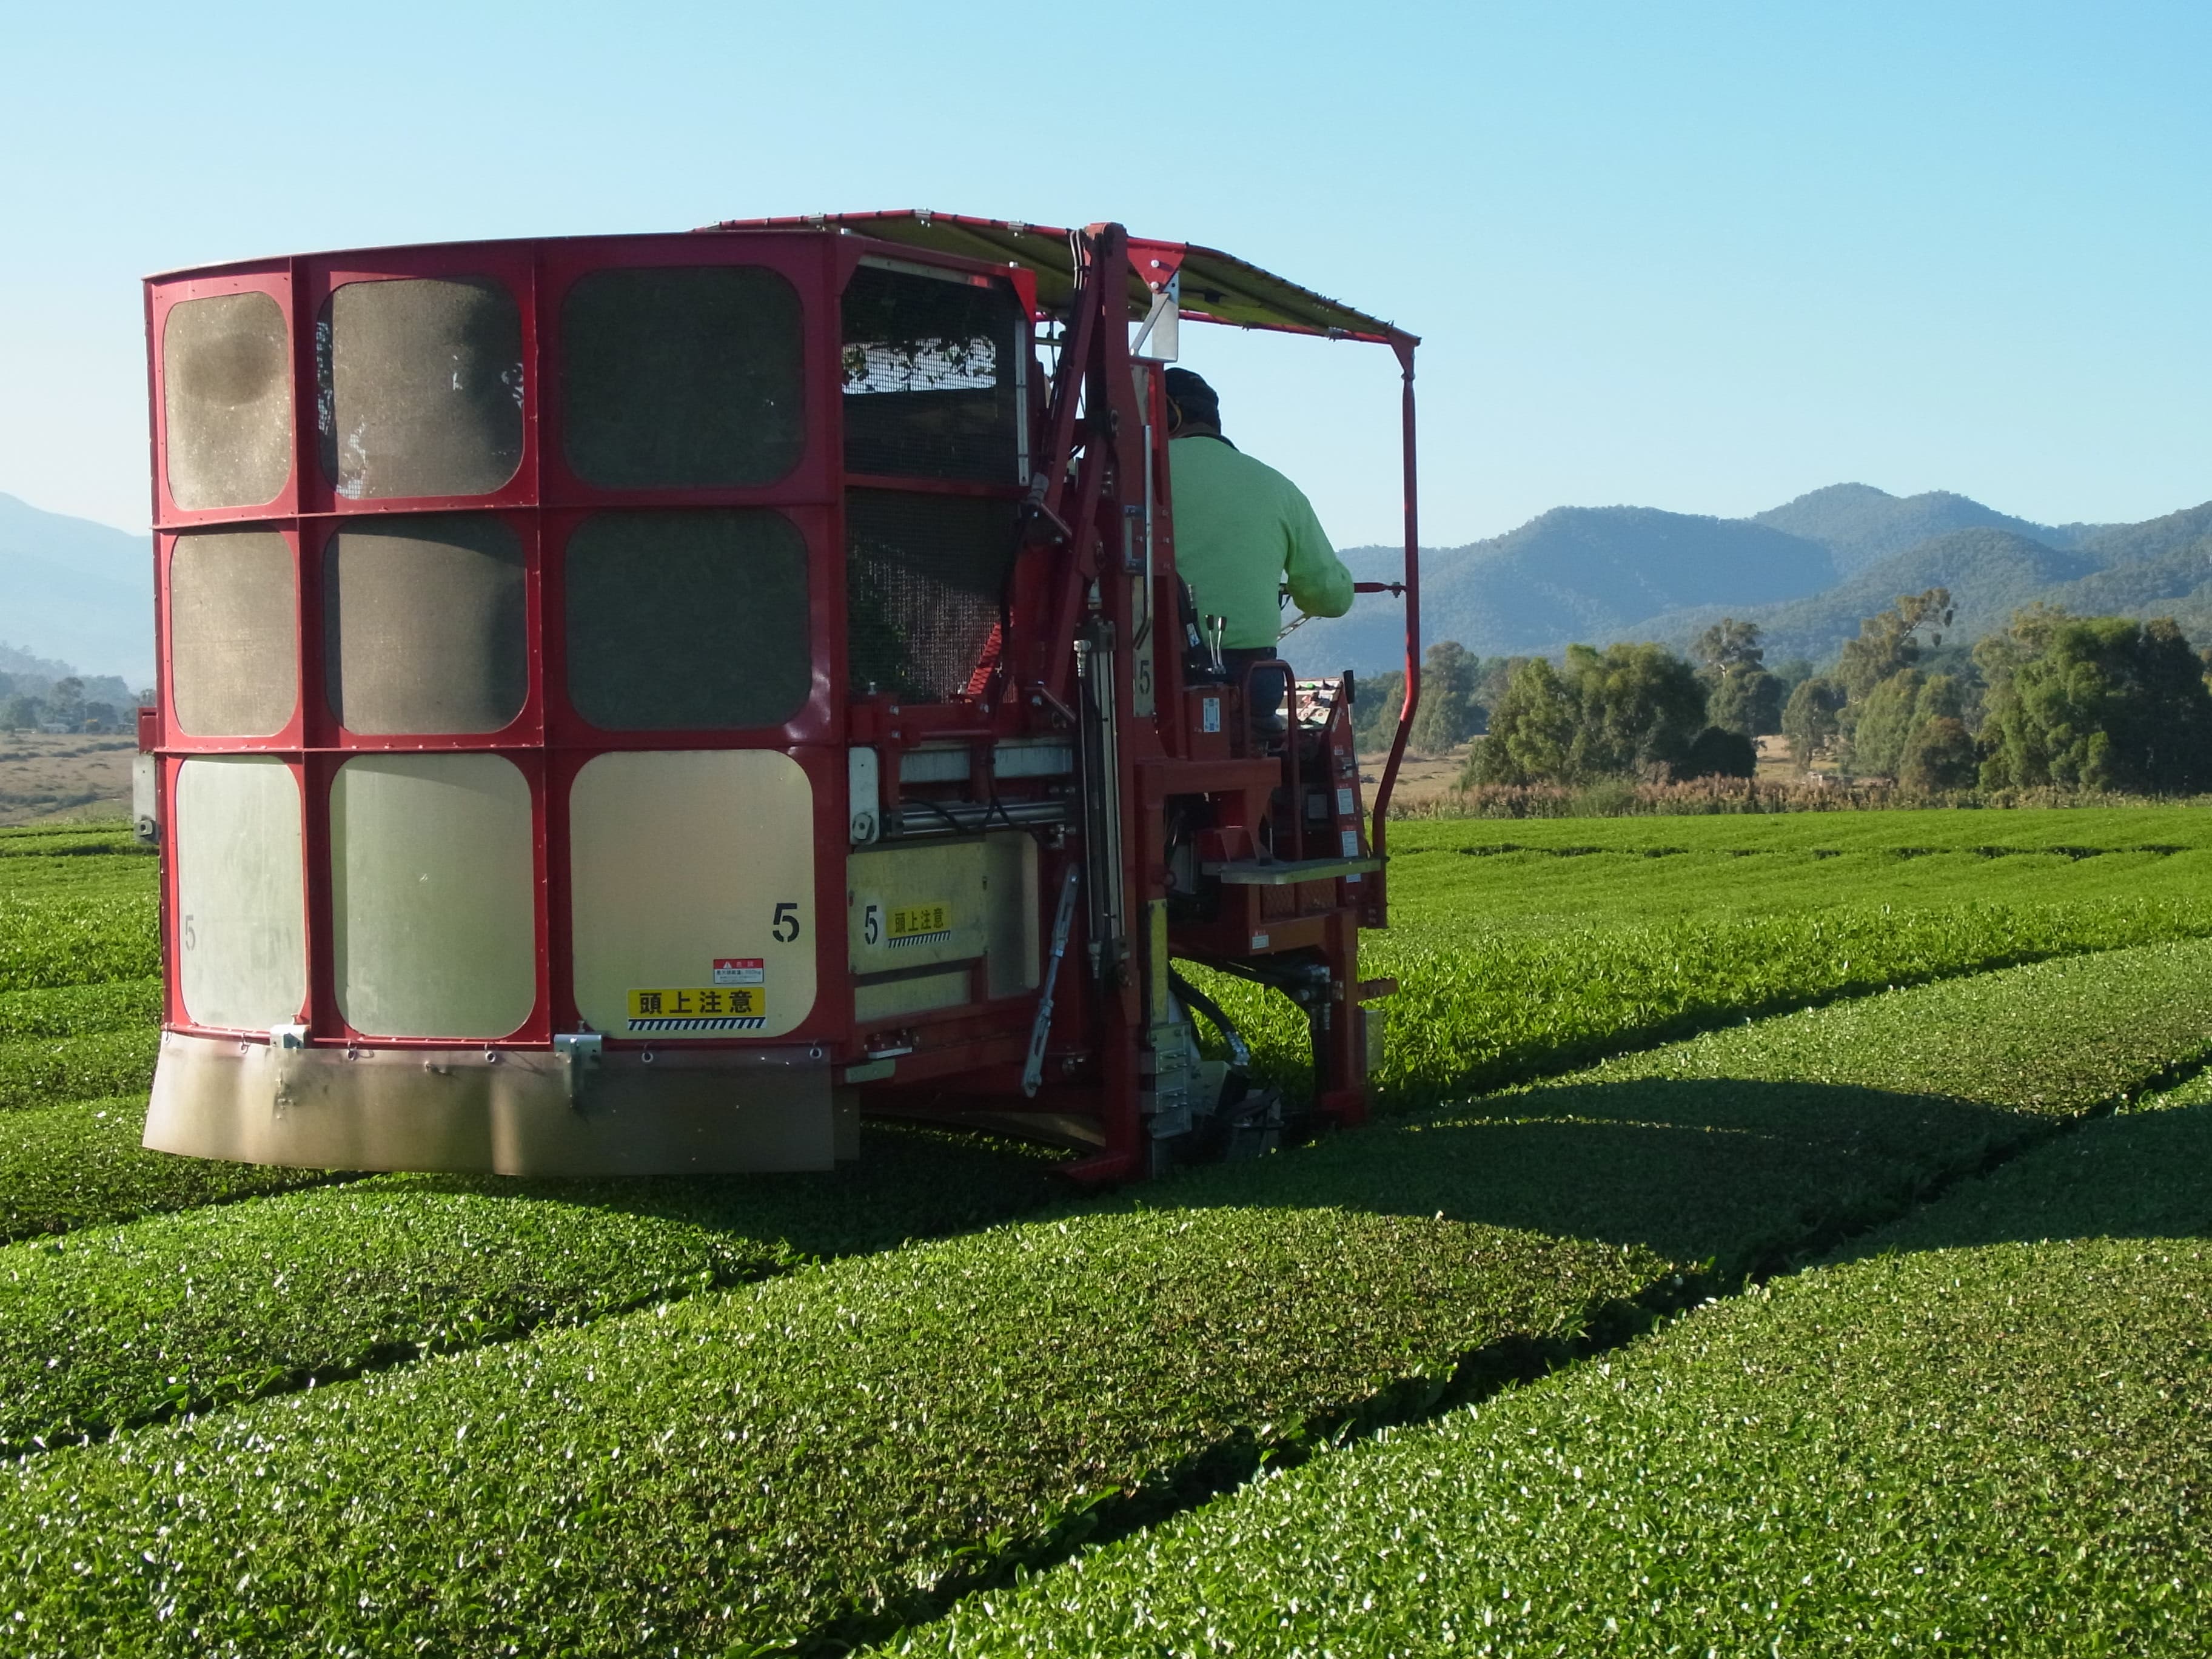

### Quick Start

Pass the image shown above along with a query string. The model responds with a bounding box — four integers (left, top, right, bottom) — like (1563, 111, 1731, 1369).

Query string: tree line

(0, 674, 137, 735)
(1349, 592, 2212, 795)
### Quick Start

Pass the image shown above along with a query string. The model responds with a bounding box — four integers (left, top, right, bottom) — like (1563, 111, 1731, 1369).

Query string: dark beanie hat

(1164, 367, 1220, 427)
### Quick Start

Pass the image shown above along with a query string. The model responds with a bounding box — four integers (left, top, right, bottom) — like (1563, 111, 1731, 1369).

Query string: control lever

(1204, 614, 1227, 677)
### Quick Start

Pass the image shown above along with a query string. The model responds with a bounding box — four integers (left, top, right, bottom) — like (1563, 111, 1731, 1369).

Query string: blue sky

(1, 0, 2205, 546)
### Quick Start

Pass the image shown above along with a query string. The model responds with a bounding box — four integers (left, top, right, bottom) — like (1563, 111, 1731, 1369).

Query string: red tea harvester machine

(135, 211, 1420, 1182)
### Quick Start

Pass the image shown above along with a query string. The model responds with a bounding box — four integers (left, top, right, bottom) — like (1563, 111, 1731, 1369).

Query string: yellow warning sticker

(887, 902, 953, 945)
(627, 987, 766, 1032)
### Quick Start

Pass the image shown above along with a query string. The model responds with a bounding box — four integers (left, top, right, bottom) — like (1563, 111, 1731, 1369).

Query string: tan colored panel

(169, 532, 298, 737)
(854, 966, 973, 1023)
(847, 839, 987, 975)
(983, 830, 1041, 997)
(570, 750, 817, 1040)
(175, 757, 305, 1030)
(332, 754, 537, 1038)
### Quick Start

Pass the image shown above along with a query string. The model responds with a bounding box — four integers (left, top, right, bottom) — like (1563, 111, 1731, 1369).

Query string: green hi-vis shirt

(1168, 435, 1355, 651)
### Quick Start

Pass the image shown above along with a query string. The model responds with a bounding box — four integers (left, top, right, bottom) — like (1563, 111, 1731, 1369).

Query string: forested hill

(1291, 486, 2211, 678)
(1296, 505, 1838, 672)
(1748, 483, 2105, 575)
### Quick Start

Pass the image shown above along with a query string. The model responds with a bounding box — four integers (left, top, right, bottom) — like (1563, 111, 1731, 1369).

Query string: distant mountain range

(0, 492, 151, 686)
(5, 480, 2210, 694)
(1293, 484, 2212, 677)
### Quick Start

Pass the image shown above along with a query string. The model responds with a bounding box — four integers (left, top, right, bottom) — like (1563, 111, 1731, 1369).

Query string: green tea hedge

(1180, 938, 2212, 1271)
(6, 943, 2211, 1655)
(0, 886, 158, 993)
(0, 979, 159, 1045)
(0, 1207, 1667, 1656)
(0, 1029, 158, 1113)
(0, 1096, 329, 1244)
(0, 1124, 1069, 1450)
(1216, 893, 2212, 1110)
(892, 1104, 2212, 1656)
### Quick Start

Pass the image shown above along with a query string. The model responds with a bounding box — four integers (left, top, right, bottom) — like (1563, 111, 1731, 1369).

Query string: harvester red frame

(138, 210, 1421, 1182)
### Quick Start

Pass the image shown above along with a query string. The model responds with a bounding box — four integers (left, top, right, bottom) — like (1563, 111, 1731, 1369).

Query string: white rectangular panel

(332, 754, 537, 1038)
(175, 757, 306, 1031)
(570, 750, 817, 1040)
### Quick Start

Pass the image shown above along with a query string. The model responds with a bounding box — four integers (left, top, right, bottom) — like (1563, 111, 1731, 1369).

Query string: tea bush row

(1229, 896, 2212, 1111)
(0, 1030, 158, 1113)
(0, 888, 158, 993)
(0, 979, 160, 1044)
(5, 944, 2208, 1655)
(894, 1098, 2212, 1656)
(0, 1097, 332, 1244)
(0, 1124, 1069, 1451)
(8, 937, 2204, 1475)
(0, 1207, 1668, 1657)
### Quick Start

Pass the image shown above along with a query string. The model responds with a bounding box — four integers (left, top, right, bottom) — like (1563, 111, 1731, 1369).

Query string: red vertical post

(1364, 340, 1419, 928)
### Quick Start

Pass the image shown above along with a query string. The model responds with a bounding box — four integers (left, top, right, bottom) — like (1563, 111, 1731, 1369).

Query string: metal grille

(841, 265, 1022, 482)
(565, 509, 811, 730)
(324, 515, 527, 735)
(318, 277, 523, 500)
(561, 265, 805, 488)
(845, 489, 1017, 702)
(168, 531, 298, 737)
(163, 293, 293, 510)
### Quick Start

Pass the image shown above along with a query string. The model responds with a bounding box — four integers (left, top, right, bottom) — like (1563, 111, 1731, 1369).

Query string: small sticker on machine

(1201, 697, 1222, 734)
(713, 958, 765, 986)
(888, 902, 953, 946)
(628, 987, 765, 1032)
(1336, 786, 1355, 815)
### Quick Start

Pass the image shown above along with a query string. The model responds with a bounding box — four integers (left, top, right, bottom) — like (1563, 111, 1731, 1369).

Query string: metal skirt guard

(144, 1033, 841, 1176)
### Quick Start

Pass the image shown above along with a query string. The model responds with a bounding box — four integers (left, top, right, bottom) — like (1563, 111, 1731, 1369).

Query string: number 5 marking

(862, 902, 882, 946)
(772, 902, 802, 943)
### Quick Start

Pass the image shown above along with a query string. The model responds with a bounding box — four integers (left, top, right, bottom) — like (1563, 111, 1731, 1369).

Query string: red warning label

(713, 958, 766, 986)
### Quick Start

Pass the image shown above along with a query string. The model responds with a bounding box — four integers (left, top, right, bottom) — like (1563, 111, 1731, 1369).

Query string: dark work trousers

(1221, 647, 1291, 732)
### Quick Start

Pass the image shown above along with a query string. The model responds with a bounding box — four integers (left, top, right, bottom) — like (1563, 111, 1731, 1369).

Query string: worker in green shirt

(1165, 368, 1353, 733)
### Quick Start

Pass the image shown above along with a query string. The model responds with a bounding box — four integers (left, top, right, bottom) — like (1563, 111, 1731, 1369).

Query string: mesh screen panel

(845, 489, 1017, 702)
(565, 509, 811, 730)
(560, 266, 805, 488)
(324, 515, 527, 735)
(169, 532, 298, 737)
(163, 293, 293, 510)
(841, 266, 1022, 482)
(318, 278, 523, 500)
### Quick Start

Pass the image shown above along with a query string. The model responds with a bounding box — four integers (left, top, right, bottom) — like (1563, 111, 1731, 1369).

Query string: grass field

(1, 809, 2208, 1654)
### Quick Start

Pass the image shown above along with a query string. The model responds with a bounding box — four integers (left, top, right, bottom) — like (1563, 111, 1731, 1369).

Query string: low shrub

(0, 978, 161, 1044)
(4, 943, 2210, 1655)
(0, 1123, 1071, 1450)
(1402, 773, 2212, 818)
(894, 1102, 2212, 1656)
(0, 1029, 158, 1113)
(0, 888, 158, 992)
(0, 1096, 330, 1244)
(0, 1207, 1668, 1655)
(1215, 896, 2212, 1113)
